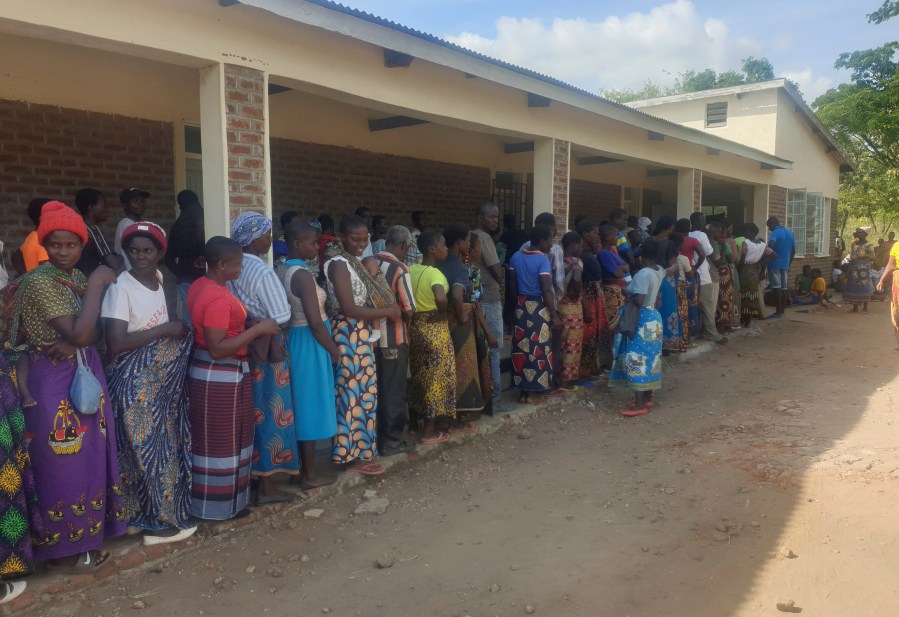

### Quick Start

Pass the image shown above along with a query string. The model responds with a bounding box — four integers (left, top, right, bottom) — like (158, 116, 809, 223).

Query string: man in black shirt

(74, 188, 122, 275)
(165, 190, 205, 324)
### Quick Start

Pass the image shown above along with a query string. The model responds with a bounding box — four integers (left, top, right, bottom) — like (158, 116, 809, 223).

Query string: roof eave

(221, 0, 793, 170)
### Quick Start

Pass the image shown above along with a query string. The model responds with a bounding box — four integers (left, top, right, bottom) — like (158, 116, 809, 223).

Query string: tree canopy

(812, 4, 898, 235)
(603, 56, 776, 103)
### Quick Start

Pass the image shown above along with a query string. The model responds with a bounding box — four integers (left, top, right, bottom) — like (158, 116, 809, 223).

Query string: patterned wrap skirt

(449, 308, 484, 414)
(107, 334, 194, 530)
(844, 259, 874, 304)
(660, 274, 687, 353)
(0, 351, 42, 578)
(511, 294, 554, 393)
(188, 350, 253, 521)
(892, 270, 899, 343)
(408, 312, 456, 419)
(716, 264, 735, 330)
(557, 299, 584, 382)
(249, 338, 299, 476)
(738, 263, 764, 319)
(473, 316, 494, 404)
(580, 281, 612, 377)
(330, 314, 379, 464)
(26, 347, 127, 559)
(601, 281, 626, 333)
(609, 306, 663, 392)
(686, 274, 702, 336)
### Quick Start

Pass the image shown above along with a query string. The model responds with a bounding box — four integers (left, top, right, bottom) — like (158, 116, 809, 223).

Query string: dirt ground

(38, 301, 899, 617)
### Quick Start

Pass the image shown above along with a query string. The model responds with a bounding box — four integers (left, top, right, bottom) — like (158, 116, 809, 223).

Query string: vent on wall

(705, 102, 728, 128)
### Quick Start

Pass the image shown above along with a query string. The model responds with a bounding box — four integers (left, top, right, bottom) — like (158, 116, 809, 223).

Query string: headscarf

(230, 211, 272, 248)
(37, 201, 88, 246)
(638, 217, 651, 233)
(309, 219, 322, 232)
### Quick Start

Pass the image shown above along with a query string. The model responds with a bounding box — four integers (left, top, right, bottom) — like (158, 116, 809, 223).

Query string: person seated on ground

(809, 269, 833, 308)
(832, 260, 846, 292)
(791, 265, 818, 305)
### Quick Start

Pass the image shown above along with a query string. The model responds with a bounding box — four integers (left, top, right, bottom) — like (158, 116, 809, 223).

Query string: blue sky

(344, 0, 896, 101)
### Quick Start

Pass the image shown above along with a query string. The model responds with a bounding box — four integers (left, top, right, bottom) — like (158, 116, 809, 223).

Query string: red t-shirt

(187, 278, 248, 356)
(681, 236, 702, 263)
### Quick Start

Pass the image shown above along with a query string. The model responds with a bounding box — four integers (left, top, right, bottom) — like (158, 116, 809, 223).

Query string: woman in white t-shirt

(100, 222, 195, 547)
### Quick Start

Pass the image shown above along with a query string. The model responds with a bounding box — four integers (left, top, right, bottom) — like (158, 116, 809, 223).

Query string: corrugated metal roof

(223, 0, 795, 169)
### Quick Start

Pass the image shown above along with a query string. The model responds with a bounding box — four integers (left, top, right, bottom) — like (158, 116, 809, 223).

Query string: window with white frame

(786, 189, 827, 256)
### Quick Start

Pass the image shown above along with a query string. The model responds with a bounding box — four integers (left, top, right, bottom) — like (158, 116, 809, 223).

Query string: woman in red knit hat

(9, 200, 126, 572)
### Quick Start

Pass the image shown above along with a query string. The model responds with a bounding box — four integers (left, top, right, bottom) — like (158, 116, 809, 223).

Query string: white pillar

(676, 168, 700, 221)
(198, 63, 230, 239)
(752, 184, 770, 237)
(533, 138, 555, 222)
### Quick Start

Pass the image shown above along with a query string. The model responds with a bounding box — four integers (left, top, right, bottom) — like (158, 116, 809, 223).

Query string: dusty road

(41, 302, 899, 616)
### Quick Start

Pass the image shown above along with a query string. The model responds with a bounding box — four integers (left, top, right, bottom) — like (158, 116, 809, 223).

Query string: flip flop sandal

(622, 408, 650, 417)
(448, 424, 476, 435)
(625, 401, 654, 409)
(576, 380, 596, 388)
(297, 476, 338, 491)
(420, 432, 450, 445)
(346, 462, 385, 476)
(0, 581, 26, 606)
(73, 550, 110, 571)
(544, 389, 568, 398)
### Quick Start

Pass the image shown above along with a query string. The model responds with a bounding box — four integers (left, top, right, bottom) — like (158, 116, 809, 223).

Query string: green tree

(813, 8, 899, 235)
(869, 0, 899, 24)
(603, 56, 781, 102)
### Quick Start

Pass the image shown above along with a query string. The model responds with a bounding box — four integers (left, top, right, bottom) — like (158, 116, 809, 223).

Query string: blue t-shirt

(509, 250, 551, 296)
(768, 226, 795, 270)
(598, 249, 626, 280)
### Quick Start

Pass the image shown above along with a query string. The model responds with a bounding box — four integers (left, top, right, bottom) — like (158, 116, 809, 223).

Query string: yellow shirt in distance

(410, 265, 448, 312)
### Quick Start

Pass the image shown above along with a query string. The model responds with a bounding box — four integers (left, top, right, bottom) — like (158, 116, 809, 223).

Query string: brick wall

(768, 185, 787, 223)
(0, 98, 175, 266)
(224, 64, 266, 224)
(552, 139, 570, 232)
(270, 138, 492, 230)
(568, 179, 621, 225)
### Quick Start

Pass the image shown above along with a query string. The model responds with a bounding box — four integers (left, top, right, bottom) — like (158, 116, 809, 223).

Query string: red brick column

(552, 139, 570, 233)
(769, 185, 787, 222)
(224, 64, 267, 225)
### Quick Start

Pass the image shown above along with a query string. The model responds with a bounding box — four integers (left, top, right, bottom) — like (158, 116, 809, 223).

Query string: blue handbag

(69, 348, 102, 415)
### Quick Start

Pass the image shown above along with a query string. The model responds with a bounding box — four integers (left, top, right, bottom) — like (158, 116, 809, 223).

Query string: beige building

(630, 79, 852, 276)
(0, 0, 850, 280)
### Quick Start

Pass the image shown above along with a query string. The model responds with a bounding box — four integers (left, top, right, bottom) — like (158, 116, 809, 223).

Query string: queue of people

(0, 191, 796, 605)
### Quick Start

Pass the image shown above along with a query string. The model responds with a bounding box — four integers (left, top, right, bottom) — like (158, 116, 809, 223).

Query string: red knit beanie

(37, 201, 89, 246)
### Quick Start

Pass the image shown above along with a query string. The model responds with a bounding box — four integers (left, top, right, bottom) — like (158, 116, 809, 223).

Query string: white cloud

(446, 0, 767, 93)
(782, 68, 832, 100)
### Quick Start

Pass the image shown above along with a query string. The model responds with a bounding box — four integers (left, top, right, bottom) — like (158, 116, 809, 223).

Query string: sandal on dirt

(544, 389, 568, 398)
(448, 423, 475, 435)
(625, 401, 654, 409)
(345, 462, 385, 476)
(0, 581, 26, 606)
(74, 550, 110, 571)
(420, 432, 449, 445)
(622, 408, 650, 417)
